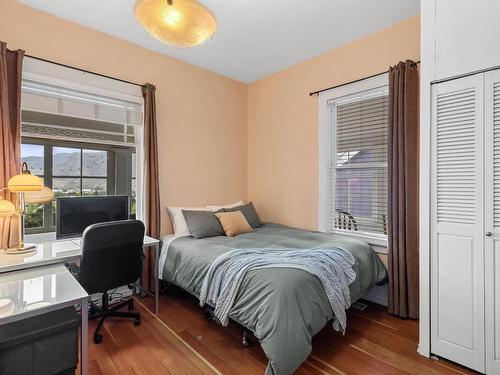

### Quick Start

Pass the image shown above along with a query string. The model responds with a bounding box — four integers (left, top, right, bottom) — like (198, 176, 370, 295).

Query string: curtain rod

(309, 60, 421, 97)
(25, 54, 144, 88)
(430, 63, 500, 85)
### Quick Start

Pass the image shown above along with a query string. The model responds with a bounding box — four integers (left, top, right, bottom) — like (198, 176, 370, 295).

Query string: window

(53, 147, 108, 197)
(22, 140, 136, 234)
(20, 56, 144, 235)
(319, 75, 388, 244)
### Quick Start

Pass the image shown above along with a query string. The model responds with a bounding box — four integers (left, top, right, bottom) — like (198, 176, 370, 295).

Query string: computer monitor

(56, 195, 129, 239)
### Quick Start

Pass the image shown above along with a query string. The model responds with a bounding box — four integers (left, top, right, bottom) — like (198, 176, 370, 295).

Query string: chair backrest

(79, 220, 145, 294)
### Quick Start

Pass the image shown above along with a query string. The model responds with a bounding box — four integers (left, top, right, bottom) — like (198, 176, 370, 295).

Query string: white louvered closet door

(431, 74, 485, 372)
(485, 69, 500, 375)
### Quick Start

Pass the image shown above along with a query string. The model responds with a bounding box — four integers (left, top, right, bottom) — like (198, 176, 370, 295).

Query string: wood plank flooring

(84, 288, 478, 375)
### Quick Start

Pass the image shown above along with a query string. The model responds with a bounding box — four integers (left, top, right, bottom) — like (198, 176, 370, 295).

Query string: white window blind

(22, 80, 143, 126)
(328, 89, 389, 238)
(21, 57, 143, 147)
(21, 80, 142, 147)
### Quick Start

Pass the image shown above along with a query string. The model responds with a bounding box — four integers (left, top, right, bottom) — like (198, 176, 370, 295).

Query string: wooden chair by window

(334, 209, 358, 232)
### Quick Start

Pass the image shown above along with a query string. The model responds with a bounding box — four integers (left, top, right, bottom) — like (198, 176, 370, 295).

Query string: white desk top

(0, 235, 159, 274)
(0, 241, 81, 274)
(70, 235, 159, 248)
(0, 264, 88, 325)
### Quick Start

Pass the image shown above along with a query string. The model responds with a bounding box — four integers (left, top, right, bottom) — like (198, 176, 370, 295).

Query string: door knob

(486, 232, 492, 236)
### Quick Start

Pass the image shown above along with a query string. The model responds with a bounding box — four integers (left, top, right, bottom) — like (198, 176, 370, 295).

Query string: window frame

(318, 73, 389, 248)
(22, 137, 136, 234)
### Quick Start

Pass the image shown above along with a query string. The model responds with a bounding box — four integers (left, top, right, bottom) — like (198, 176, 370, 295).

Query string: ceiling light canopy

(135, 0, 217, 48)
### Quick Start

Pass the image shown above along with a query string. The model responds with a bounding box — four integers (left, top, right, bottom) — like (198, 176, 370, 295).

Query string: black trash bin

(0, 306, 80, 375)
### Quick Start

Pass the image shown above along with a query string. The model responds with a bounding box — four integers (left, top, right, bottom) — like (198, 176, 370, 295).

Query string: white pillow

(166, 206, 212, 236)
(206, 201, 245, 211)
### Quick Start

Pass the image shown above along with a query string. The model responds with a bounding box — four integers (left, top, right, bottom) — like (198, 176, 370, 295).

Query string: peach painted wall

(0, 1, 419, 238)
(0, 0, 248, 235)
(247, 16, 420, 231)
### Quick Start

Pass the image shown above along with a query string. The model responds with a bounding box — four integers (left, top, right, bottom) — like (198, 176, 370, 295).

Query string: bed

(159, 223, 387, 375)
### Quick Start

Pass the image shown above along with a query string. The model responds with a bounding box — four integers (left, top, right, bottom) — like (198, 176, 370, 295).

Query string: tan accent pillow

(215, 211, 253, 237)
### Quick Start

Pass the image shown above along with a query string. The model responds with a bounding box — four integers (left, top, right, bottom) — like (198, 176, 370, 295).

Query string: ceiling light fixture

(135, 0, 217, 48)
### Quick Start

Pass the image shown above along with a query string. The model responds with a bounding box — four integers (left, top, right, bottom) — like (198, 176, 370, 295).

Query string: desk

(0, 235, 161, 314)
(0, 264, 89, 375)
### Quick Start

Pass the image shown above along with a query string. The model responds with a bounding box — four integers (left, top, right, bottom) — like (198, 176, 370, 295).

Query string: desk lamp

(0, 197, 16, 220)
(0, 194, 17, 251)
(0, 162, 43, 252)
(25, 186, 54, 205)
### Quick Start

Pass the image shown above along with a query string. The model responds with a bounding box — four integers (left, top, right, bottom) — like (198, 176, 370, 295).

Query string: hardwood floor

(85, 288, 478, 375)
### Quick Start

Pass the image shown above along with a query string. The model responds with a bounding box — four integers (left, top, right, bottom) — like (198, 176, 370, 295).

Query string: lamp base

(4, 243, 37, 255)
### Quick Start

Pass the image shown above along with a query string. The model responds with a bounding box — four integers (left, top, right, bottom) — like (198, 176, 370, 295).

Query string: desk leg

(154, 243, 159, 315)
(81, 297, 88, 375)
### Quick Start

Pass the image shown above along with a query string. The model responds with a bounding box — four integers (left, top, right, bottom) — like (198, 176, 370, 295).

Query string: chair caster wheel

(203, 309, 215, 321)
(242, 330, 253, 347)
(93, 332, 103, 344)
(134, 317, 141, 326)
(89, 305, 98, 316)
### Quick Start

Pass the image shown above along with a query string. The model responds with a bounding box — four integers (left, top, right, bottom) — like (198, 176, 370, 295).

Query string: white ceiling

(17, 0, 420, 83)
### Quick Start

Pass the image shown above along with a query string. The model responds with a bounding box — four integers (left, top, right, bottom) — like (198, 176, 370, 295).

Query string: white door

(431, 74, 485, 372)
(485, 69, 500, 374)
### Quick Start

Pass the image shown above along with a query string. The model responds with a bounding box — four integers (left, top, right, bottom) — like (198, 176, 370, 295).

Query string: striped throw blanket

(199, 247, 356, 333)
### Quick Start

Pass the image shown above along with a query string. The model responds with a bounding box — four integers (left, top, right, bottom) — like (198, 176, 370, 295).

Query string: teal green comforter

(162, 224, 387, 375)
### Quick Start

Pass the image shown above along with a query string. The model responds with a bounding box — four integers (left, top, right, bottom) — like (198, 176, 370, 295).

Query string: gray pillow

(182, 210, 225, 239)
(224, 202, 262, 228)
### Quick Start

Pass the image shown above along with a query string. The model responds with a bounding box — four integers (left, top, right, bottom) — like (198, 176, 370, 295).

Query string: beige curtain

(0, 42, 23, 249)
(387, 60, 419, 319)
(142, 83, 160, 290)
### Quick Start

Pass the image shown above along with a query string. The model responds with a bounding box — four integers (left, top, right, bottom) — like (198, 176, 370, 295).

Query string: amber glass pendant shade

(135, 0, 217, 48)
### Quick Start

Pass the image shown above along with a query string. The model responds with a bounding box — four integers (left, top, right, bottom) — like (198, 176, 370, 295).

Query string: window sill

(25, 232, 57, 243)
(329, 230, 388, 253)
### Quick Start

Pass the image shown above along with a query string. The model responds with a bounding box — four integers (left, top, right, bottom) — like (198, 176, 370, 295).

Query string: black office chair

(76, 220, 145, 344)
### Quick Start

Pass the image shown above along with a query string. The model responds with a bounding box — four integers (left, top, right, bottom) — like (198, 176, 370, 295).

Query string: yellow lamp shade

(25, 186, 54, 204)
(0, 199, 15, 217)
(7, 173, 42, 193)
(135, 0, 217, 48)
